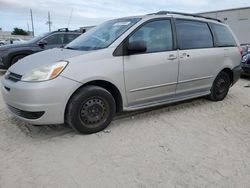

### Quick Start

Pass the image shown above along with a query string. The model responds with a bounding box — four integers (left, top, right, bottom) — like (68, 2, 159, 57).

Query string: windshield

(28, 32, 50, 43)
(65, 18, 141, 51)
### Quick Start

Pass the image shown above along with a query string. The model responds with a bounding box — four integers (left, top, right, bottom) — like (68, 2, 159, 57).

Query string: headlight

(242, 54, 249, 63)
(4, 71, 10, 79)
(21, 61, 68, 82)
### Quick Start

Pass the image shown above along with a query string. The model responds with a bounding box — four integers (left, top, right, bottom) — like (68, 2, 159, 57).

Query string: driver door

(123, 19, 179, 107)
(42, 33, 65, 50)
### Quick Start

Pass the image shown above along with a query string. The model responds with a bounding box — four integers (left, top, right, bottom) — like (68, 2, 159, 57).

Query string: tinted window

(44, 34, 64, 45)
(210, 23, 236, 47)
(64, 34, 80, 44)
(176, 20, 213, 49)
(129, 20, 173, 53)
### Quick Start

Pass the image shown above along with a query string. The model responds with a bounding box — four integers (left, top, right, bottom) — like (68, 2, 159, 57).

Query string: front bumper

(0, 53, 9, 69)
(241, 62, 250, 75)
(1, 75, 81, 125)
(0, 56, 6, 68)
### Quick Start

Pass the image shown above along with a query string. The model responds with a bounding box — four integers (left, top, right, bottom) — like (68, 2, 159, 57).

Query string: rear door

(175, 19, 221, 98)
(123, 19, 179, 107)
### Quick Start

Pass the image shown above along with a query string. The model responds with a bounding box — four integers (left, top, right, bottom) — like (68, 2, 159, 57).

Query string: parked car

(241, 44, 250, 75)
(4, 38, 27, 45)
(0, 28, 81, 69)
(1, 11, 242, 134)
(0, 40, 5, 46)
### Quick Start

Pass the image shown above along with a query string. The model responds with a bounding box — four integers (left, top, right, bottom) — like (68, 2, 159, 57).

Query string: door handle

(180, 53, 190, 58)
(167, 54, 177, 60)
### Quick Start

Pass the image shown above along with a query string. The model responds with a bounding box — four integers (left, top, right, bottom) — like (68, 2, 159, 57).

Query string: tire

(208, 71, 231, 101)
(65, 86, 116, 134)
(10, 55, 27, 66)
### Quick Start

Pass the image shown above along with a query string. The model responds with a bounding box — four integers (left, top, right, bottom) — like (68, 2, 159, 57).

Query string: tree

(11, 28, 29, 35)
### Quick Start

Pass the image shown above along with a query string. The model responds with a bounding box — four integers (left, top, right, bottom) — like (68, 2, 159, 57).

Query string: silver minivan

(1, 11, 242, 134)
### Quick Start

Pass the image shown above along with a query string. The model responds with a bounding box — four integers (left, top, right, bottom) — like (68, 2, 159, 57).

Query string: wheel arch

(9, 51, 33, 66)
(220, 67, 233, 85)
(66, 80, 123, 114)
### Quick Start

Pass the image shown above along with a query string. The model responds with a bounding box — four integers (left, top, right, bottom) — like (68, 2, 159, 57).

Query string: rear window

(210, 23, 236, 47)
(176, 20, 213, 50)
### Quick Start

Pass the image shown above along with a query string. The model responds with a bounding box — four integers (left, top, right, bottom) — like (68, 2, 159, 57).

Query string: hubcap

(215, 78, 226, 95)
(79, 97, 109, 128)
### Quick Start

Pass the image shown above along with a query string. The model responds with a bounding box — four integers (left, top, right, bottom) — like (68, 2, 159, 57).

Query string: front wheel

(65, 86, 116, 134)
(11, 55, 27, 66)
(208, 71, 231, 101)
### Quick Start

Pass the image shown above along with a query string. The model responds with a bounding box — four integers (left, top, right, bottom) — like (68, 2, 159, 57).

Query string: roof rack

(151, 11, 221, 22)
(58, 28, 69, 32)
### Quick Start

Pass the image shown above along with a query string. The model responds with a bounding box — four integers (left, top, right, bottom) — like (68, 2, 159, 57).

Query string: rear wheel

(11, 55, 27, 66)
(208, 71, 231, 101)
(65, 86, 116, 134)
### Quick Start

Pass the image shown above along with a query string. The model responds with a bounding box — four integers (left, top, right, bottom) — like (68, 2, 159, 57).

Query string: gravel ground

(0, 70, 250, 188)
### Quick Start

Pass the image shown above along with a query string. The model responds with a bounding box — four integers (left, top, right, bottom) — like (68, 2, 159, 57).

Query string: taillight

(239, 47, 243, 56)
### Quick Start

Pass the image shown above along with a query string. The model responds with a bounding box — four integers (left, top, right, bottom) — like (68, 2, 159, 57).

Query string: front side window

(129, 20, 173, 53)
(210, 23, 236, 47)
(65, 18, 141, 51)
(44, 34, 64, 45)
(176, 20, 213, 50)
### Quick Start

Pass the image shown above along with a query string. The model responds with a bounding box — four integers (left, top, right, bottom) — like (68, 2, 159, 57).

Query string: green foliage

(11, 27, 29, 36)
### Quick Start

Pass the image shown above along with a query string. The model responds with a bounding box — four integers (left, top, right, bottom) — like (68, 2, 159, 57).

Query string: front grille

(7, 105, 45, 120)
(6, 72, 22, 82)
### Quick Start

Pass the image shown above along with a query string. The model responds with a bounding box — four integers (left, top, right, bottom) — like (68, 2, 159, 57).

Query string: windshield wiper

(65, 47, 76, 50)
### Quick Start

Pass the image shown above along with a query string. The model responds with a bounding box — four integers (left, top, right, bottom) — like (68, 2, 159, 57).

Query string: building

(199, 7, 250, 45)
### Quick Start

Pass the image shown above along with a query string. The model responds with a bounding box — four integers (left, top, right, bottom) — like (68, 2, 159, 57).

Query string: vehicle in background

(0, 28, 82, 69)
(241, 44, 250, 76)
(5, 38, 27, 45)
(0, 38, 27, 46)
(1, 11, 242, 134)
(0, 40, 5, 46)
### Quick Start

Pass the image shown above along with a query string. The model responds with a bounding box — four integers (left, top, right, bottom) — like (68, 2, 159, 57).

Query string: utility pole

(47, 11, 52, 32)
(30, 9, 34, 37)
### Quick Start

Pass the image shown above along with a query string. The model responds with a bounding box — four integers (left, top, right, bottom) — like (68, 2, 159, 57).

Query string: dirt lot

(0, 70, 250, 188)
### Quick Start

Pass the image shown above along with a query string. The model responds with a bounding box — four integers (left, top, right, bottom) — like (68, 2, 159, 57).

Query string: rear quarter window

(210, 23, 237, 47)
(175, 19, 213, 50)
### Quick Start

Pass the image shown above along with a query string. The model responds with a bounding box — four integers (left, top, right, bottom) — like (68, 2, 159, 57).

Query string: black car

(0, 28, 81, 69)
(241, 44, 250, 75)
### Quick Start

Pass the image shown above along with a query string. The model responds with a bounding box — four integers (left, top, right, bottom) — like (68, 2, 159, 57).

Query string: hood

(9, 48, 91, 75)
(0, 42, 34, 50)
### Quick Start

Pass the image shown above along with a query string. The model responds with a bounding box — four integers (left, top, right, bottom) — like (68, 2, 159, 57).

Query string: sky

(0, 0, 250, 36)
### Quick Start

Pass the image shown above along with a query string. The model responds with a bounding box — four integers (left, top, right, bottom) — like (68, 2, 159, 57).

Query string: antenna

(27, 22, 30, 32)
(67, 9, 74, 28)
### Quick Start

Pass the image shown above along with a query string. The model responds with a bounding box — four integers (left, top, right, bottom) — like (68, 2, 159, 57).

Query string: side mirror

(37, 40, 48, 47)
(127, 40, 147, 54)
